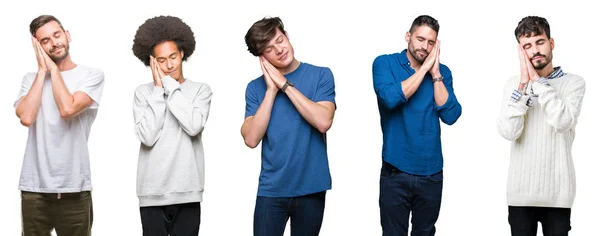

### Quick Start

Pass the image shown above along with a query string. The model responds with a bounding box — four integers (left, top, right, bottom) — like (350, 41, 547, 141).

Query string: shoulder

(185, 79, 213, 93)
(77, 65, 105, 79)
(134, 82, 155, 95)
(563, 73, 585, 85)
(302, 62, 333, 75)
(373, 53, 400, 64)
(503, 75, 520, 88)
(21, 72, 37, 82)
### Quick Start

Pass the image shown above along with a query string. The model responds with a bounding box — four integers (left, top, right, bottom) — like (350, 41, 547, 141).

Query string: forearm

(284, 87, 334, 133)
(497, 91, 529, 141)
(134, 87, 167, 146)
(49, 69, 77, 118)
(533, 80, 585, 132)
(166, 92, 212, 136)
(401, 69, 427, 99)
(16, 71, 46, 126)
(433, 81, 449, 106)
(241, 90, 276, 148)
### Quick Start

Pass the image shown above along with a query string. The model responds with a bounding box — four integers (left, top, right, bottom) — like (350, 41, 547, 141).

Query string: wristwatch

(432, 76, 444, 83)
(281, 80, 294, 93)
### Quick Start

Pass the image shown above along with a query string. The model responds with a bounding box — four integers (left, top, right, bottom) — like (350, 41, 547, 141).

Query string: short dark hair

(409, 15, 439, 34)
(514, 16, 551, 42)
(132, 15, 196, 66)
(245, 17, 286, 56)
(30, 15, 64, 36)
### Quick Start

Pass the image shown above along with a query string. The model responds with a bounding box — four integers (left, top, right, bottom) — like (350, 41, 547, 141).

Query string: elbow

(137, 133, 159, 147)
(499, 132, 519, 141)
(380, 98, 403, 110)
(184, 126, 204, 137)
(59, 107, 77, 120)
(551, 121, 575, 133)
(316, 119, 333, 134)
(496, 123, 521, 141)
(243, 137, 259, 149)
(20, 117, 34, 127)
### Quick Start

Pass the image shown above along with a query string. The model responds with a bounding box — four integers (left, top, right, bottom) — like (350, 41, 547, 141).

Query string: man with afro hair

(241, 16, 336, 236)
(132, 15, 212, 236)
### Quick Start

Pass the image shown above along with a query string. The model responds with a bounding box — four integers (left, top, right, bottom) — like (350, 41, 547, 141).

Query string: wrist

(266, 88, 278, 97)
(431, 71, 442, 79)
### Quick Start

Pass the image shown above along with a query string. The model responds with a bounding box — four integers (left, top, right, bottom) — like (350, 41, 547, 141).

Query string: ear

(550, 38, 555, 50)
(405, 32, 410, 43)
(65, 30, 72, 43)
(180, 50, 185, 59)
(285, 31, 290, 40)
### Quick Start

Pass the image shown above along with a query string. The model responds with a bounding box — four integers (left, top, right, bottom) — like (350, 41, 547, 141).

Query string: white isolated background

(0, 0, 597, 235)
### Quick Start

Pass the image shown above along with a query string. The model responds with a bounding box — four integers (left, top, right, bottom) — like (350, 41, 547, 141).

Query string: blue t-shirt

(372, 50, 462, 175)
(245, 62, 336, 197)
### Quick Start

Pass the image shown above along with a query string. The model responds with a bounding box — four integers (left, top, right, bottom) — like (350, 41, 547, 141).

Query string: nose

(274, 45, 284, 55)
(166, 59, 174, 70)
(50, 38, 58, 47)
(530, 45, 540, 55)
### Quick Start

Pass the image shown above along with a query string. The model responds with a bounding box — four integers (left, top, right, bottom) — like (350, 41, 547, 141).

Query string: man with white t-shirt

(14, 15, 104, 236)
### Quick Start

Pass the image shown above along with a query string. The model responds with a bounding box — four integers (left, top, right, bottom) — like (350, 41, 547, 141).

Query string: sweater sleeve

(162, 77, 213, 137)
(532, 76, 586, 133)
(497, 78, 530, 141)
(133, 85, 167, 146)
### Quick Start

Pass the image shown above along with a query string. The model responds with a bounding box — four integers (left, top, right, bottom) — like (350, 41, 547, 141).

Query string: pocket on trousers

(380, 162, 399, 179)
(426, 171, 443, 183)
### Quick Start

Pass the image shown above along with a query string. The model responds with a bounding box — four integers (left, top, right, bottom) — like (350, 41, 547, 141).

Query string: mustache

(50, 45, 65, 53)
(530, 53, 546, 60)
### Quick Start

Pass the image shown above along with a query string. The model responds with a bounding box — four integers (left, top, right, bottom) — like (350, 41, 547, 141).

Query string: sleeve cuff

(161, 76, 180, 95)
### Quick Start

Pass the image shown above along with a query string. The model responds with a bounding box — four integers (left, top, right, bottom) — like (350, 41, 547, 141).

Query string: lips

(533, 56, 545, 60)
(50, 47, 64, 54)
(279, 52, 288, 61)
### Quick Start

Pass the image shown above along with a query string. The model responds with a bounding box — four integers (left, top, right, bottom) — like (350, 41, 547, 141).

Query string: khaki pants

(21, 191, 93, 236)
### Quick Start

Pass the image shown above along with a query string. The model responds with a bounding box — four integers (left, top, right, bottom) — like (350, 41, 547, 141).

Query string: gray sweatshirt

(133, 76, 212, 207)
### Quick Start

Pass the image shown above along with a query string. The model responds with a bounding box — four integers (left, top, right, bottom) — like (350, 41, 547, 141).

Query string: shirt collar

(547, 66, 565, 79)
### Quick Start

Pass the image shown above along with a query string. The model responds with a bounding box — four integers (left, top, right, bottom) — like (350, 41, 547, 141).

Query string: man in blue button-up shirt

(372, 15, 462, 236)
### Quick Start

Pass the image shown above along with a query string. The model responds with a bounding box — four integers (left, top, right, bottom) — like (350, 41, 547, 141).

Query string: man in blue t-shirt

(372, 15, 462, 235)
(241, 16, 336, 236)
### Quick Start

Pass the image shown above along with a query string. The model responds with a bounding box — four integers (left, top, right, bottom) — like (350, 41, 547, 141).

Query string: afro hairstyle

(132, 15, 196, 66)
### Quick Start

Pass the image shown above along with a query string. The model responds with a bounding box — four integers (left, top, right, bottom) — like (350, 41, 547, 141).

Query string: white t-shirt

(14, 65, 105, 193)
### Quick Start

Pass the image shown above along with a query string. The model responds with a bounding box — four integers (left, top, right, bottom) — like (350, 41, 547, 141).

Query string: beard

(408, 47, 428, 63)
(530, 52, 551, 70)
(49, 44, 70, 62)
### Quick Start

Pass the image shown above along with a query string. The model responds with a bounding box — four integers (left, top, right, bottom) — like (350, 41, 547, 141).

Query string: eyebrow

(266, 35, 284, 47)
(156, 52, 178, 59)
(40, 30, 62, 41)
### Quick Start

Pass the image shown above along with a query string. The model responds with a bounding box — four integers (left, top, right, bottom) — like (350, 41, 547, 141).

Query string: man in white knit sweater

(497, 16, 586, 236)
(132, 16, 212, 236)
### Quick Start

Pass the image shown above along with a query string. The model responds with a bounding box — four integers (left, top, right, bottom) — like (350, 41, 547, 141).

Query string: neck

(174, 68, 185, 84)
(278, 59, 301, 75)
(56, 56, 77, 71)
(536, 62, 555, 78)
(406, 50, 422, 70)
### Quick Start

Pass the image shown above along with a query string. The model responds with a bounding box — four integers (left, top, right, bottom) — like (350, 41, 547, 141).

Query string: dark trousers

(253, 191, 326, 236)
(21, 191, 93, 236)
(379, 161, 443, 236)
(509, 206, 571, 236)
(140, 202, 201, 236)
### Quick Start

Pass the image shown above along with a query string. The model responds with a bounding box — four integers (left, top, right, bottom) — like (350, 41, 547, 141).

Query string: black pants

(509, 206, 571, 236)
(140, 202, 201, 236)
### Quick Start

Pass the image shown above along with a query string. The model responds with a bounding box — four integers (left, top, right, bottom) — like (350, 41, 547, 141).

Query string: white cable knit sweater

(497, 72, 585, 208)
